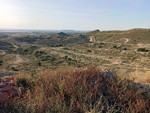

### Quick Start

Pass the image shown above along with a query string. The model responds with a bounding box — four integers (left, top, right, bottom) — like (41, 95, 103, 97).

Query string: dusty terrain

(0, 29, 150, 75)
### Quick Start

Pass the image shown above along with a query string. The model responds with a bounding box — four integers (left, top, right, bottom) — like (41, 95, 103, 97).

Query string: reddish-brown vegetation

(1, 67, 150, 113)
(0, 77, 24, 103)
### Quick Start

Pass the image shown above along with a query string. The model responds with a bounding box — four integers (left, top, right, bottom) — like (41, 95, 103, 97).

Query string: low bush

(87, 50, 91, 52)
(1, 67, 150, 113)
(15, 76, 35, 90)
(16, 78, 27, 88)
(34, 51, 47, 57)
(48, 44, 63, 47)
(37, 62, 41, 66)
(0, 60, 3, 66)
(10, 67, 18, 71)
(137, 48, 149, 52)
(99, 46, 103, 48)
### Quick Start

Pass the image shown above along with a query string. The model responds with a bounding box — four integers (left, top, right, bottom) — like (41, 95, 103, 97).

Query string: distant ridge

(58, 32, 69, 37)
(85, 28, 150, 44)
(0, 29, 90, 33)
(86, 29, 100, 35)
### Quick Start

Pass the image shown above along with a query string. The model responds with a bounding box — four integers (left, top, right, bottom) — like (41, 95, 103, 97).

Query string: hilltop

(86, 28, 150, 44)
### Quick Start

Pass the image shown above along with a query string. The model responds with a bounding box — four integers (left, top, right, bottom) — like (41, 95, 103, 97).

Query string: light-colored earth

(13, 55, 29, 65)
(14, 55, 24, 64)
(12, 43, 19, 49)
(46, 44, 150, 73)
(114, 38, 129, 44)
(137, 43, 150, 48)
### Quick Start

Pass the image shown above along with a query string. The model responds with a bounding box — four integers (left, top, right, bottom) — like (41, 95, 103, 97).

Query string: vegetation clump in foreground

(1, 67, 150, 113)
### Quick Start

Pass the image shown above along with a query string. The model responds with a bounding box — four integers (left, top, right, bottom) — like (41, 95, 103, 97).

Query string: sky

(0, 0, 150, 30)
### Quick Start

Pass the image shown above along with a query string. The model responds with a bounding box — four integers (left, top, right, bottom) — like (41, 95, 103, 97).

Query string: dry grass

(1, 66, 150, 113)
(127, 70, 150, 84)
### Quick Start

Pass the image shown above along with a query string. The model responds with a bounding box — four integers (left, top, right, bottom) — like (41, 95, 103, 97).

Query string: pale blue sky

(0, 0, 149, 30)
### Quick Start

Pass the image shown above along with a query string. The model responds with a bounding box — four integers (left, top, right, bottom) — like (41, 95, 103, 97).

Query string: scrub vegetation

(0, 29, 150, 112)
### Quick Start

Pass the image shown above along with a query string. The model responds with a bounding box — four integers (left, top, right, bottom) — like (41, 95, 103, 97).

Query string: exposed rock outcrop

(0, 77, 24, 103)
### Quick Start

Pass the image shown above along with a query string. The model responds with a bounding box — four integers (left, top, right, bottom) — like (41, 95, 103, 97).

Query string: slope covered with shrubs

(1, 67, 150, 113)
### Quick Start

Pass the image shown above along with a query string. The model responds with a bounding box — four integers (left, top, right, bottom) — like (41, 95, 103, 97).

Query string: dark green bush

(37, 62, 41, 66)
(16, 77, 35, 89)
(34, 51, 47, 57)
(0, 60, 3, 66)
(10, 67, 18, 71)
(137, 48, 149, 52)
(64, 55, 68, 60)
(100, 43, 105, 45)
(48, 44, 63, 47)
(99, 46, 103, 48)
(123, 48, 127, 50)
(16, 78, 27, 88)
(63, 48, 69, 50)
(51, 57, 56, 62)
(87, 50, 91, 52)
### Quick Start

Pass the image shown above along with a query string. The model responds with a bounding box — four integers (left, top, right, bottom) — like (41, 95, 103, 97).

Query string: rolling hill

(86, 28, 150, 44)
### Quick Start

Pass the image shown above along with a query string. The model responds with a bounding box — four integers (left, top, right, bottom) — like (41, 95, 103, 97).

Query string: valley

(0, 29, 150, 76)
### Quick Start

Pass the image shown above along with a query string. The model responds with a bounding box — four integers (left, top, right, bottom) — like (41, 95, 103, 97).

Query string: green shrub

(16, 78, 27, 88)
(37, 62, 41, 66)
(113, 45, 121, 49)
(100, 43, 105, 45)
(0, 60, 3, 66)
(34, 51, 47, 57)
(10, 67, 18, 71)
(63, 48, 69, 50)
(64, 55, 68, 60)
(16, 76, 35, 89)
(137, 48, 149, 52)
(99, 46, 103, 48)
(123, 48, 127, 50)
(87, 50, 91, 52)
(51, 57, 56, 62)
(48, 44, 63, 47)
(41, 55, 50, 61)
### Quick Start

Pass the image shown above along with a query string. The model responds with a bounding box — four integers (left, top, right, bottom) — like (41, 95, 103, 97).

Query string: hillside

(36, 33, 89, 45)
(0, 29, 150, 112)
(0, 41, 14, 50)
(86, 28, 150, 44)
(0, 29, 150, 75)
(0, 29, 150, 73)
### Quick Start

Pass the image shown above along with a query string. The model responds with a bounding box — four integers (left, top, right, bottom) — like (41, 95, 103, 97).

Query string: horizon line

(0, 27, 149, 32)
